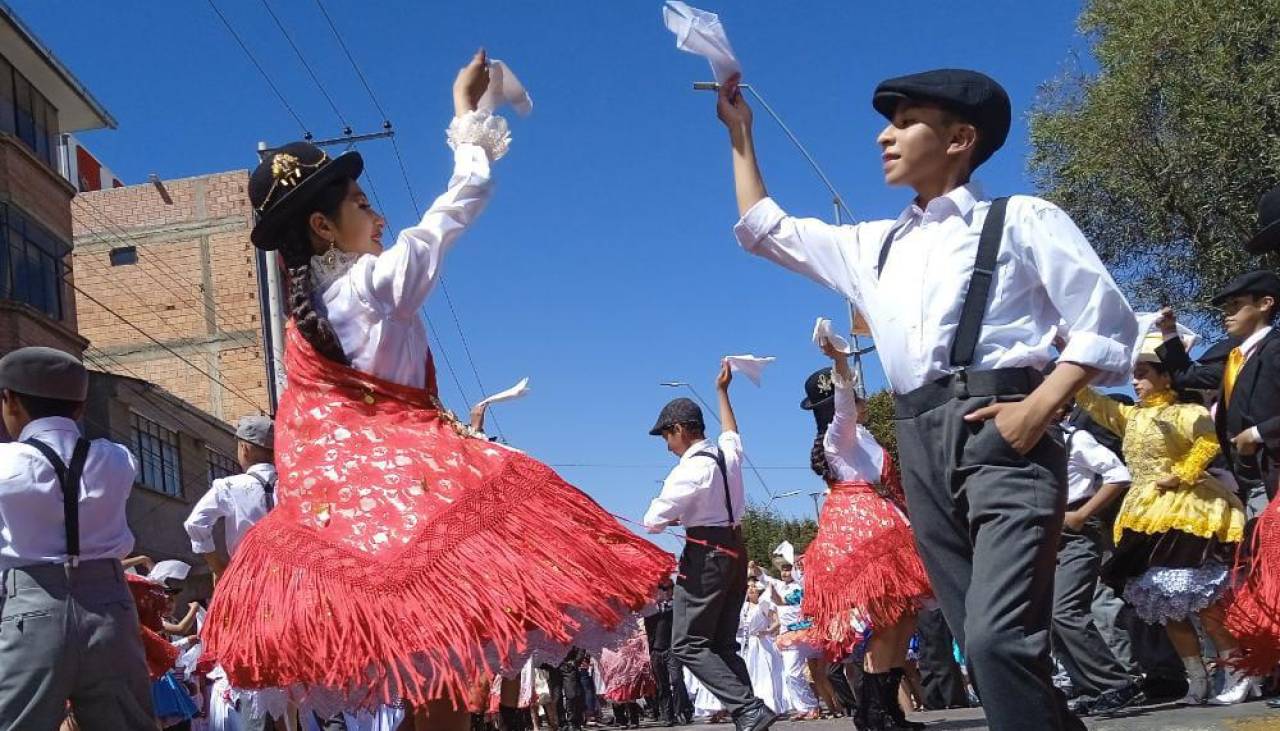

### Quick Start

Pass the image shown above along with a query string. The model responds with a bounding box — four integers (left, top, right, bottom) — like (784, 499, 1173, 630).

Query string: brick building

(0, 2, 114, 359)
(71, 169, 274, 423)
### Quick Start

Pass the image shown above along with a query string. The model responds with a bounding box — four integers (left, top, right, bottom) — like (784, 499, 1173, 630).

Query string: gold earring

(323, 241, 338, 267)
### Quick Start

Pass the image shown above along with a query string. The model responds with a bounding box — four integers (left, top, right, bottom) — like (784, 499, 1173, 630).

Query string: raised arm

(823, 341, 858, 455)
(1154, 309, 1227, 391)
(717, 74, 768, 217)
(353, 51, 503, 319)
(716, 361, 738, 435)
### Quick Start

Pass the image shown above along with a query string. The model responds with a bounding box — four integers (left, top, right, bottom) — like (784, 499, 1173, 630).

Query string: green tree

(740, 504, 818, 568)
(861, 390, 898, 466)
(1028, 0, 1280, 325)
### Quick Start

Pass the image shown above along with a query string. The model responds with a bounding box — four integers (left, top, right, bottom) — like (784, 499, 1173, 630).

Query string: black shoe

(1066, 695, 1096, 717)
(733, 704, 777, 731)
(882, 669, 925, 730)
(1091, 682, 1146, 716)
(1267, 696, 1280, 709)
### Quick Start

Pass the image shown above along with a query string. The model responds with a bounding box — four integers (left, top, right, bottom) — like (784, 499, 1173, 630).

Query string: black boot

(883, 669, 924, 730)
(855, 672, 895, 730)
(498, 705, 524, 731)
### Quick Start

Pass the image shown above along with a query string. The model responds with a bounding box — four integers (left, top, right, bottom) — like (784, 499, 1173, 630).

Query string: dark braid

(810, 431, 837, 484)
(276, 178, 352, 365)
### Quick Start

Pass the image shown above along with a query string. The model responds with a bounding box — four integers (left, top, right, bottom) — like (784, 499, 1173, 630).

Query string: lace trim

(310, 245, 361, 292)
(447, 110, 511, 161)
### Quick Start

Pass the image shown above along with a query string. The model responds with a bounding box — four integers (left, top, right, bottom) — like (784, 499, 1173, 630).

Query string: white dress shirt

(734, 182, 1138, 393)
(823, 371, 884, 483)
(184, 462, 278, 557)
(319, 143, 494, 390)
(0, 417, 137, 570)
(1063, 426, 1130, 505)
(644, 432, 745, 529)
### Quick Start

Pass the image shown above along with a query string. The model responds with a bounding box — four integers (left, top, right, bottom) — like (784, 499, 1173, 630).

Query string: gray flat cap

(649, 397, 704, 436)
(236, 415, 275, 449)
(0, 347, 88, 401)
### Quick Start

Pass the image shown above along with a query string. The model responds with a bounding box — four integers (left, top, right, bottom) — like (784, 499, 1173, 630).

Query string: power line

(258, 0, 350, 133)
(205, 0, 311, 138)
(312, 0, 390, 121)
(67, 276, 268, 414)
(70, 198, 260, 355)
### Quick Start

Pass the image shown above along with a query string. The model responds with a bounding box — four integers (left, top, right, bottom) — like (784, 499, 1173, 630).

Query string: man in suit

(1156, 269, 1280, 516)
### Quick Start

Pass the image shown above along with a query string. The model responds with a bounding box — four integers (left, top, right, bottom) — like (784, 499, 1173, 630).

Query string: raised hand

(454, 48, 490, 117)
(716, 73, 753, 135)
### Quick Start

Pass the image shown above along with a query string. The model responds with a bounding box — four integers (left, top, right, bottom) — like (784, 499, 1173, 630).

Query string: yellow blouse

(1075, 388, 1244, 545)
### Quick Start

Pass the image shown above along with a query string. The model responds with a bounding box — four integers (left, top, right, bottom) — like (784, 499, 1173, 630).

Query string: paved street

(620, 701, 1279, 730)
(730, 701, 1280, 730)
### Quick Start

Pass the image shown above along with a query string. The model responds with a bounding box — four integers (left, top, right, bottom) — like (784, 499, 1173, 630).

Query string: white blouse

(315, 142, 494, 390)
(822, 371, 885, 483)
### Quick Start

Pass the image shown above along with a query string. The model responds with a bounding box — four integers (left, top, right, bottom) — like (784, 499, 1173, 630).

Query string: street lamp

(765, 490, 802, 508)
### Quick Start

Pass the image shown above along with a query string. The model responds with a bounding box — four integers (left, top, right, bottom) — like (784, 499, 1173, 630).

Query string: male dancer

(645, 363, 773, 730)
(711, 69, 1137, 730)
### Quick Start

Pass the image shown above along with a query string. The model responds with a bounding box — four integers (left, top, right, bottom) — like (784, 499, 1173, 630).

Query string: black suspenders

(247, 471, 277, 511)
(23, 438, 91, 567)
(693, 448, 735, 524)
(876, 196, 1011, 370)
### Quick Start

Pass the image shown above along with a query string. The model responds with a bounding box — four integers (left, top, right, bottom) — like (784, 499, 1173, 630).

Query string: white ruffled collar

(310, 246, 362, 292)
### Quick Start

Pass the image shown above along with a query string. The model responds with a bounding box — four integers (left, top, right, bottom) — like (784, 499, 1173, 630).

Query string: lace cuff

(1172, 434, 1221, 487)
(446, 110, 510, 161)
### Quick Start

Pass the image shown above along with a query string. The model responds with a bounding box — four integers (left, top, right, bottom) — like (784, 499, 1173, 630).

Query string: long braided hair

(275, 177, 352, 365)
(810, 431, 837, 484)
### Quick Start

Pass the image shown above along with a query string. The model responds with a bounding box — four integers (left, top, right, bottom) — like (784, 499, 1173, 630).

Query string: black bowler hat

(800, 367, 836, 431)
(249, 141, 363, 250)
(649, 397, 704, 436)
(873, 69, 1011, 168)
(1245, 185, 1280, 254)
(1210, 269, 1280, 306)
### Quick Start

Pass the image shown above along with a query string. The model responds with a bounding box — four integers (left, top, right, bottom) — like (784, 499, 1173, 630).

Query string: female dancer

(200, 50, 672, 729)
(1076, 333, 1249, 704)
(799, 339, 932, 730)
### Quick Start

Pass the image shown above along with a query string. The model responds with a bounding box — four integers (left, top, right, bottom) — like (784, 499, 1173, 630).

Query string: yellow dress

(1076, 388, 1246, 622)
(1076, 389, 1244, 546)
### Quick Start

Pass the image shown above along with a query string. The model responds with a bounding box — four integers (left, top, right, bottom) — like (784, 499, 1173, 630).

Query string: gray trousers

(1052, 516, 1131, 697)
(671, 526, 758, 718)
(0, 559, 154, 731)
(895, 393, 1080, 731)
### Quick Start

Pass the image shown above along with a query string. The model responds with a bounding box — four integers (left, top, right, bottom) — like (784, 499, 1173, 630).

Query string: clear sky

(13, 0, 1090, 553)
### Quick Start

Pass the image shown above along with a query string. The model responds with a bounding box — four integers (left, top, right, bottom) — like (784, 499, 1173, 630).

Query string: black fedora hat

(800, 367, 836, 430)
(1246, 184, 1280, 254)
(250, 141, 363, 250)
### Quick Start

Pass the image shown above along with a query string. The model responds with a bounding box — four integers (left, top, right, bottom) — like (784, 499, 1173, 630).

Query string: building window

(131, 412, 182, 497)
(109, 246, 137, 266)
(0, 203, 68, 319)
(0, 56, 59, 168)
(207, 448, 237, 484)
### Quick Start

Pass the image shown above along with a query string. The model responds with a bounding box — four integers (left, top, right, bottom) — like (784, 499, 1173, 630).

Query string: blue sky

(14, 0, 1090, 553)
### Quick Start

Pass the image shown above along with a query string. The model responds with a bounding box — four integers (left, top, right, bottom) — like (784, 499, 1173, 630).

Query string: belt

(894, 367, 1043, 419)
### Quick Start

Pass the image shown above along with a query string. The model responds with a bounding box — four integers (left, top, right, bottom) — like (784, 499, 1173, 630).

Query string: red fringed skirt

(800, 481, 931, 653)
(1225, 493, 1280, 674)
(200, 328, 674, 711)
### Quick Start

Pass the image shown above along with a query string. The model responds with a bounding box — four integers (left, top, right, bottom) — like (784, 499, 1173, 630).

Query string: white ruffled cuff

(446, 110, 510, 161)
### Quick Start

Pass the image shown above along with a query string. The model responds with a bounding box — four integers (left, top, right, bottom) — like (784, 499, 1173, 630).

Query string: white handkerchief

(662, 1, 741, 83)
(478, 60, 533, 117)
(812, 317, 851, 355)
(476, 377, 531, 409)
(724, 354, 775, 386)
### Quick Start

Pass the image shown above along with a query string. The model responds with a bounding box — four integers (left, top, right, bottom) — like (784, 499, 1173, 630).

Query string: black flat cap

(250, 141, 363, 251)
(0, 347, 88, 401)
(649, 397, 704, 436)
(1246, 184, 1280, 254)
(873, 69, 1011, 168)
(1211, 270, 1280, 306)
(800, 367, 836, 431)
